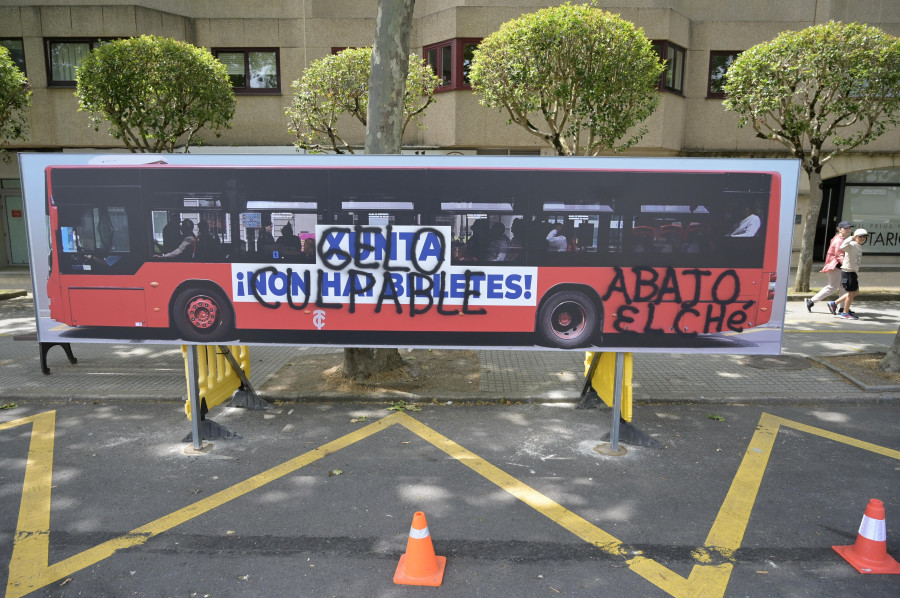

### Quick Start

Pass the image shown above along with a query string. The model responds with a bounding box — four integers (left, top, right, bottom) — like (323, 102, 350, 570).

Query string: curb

(4, 389, 895, 407)
(0, 290, 27, 301)
(786, 291, 897, 302)
(811, 355, 900, 393)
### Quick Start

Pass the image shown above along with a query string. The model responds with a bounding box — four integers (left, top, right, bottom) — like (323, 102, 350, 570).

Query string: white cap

(853, 228, 868, 237)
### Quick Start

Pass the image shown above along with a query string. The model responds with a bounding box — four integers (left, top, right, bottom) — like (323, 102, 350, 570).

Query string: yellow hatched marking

(4, 410, 899, 598)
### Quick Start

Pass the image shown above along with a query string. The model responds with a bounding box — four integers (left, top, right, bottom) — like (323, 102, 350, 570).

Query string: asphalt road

(2, 400, 898, 598)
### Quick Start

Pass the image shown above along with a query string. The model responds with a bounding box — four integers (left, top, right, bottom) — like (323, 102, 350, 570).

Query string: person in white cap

(806, 220, 853, 312)
(829, 228, 868, 319)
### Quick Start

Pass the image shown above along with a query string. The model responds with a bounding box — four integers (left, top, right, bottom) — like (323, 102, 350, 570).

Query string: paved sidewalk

(1, 265, 897, 406)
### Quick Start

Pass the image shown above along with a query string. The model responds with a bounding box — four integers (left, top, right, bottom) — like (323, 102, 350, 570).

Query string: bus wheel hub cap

(187, 298, 217, 329)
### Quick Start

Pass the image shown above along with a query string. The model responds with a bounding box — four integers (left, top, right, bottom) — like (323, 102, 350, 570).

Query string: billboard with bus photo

(20, 154, 800, 354)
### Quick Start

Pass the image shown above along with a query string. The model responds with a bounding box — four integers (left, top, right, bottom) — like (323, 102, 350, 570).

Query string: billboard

(20, 154, 800, 354)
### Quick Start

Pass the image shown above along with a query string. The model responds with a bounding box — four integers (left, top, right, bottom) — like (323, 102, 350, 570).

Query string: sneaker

(805, 298, 814, 312)
(827, 301, 837, 315)
(840, 312, 858, 320)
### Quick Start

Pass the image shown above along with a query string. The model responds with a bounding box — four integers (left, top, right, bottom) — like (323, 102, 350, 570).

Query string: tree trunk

(365, 0, 414, 154)
(343, 0, 415, 378)
(343, 347, 405, 379)
(793, 169, 823, 293)
(880, 325, 900, 373)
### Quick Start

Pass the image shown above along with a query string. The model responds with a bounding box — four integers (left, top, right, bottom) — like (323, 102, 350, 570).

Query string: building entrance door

(3, 194, 29, 265)
(814, 176, 844, 262)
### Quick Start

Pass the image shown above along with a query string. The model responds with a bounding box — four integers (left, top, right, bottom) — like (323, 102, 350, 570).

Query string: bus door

(54, 198, 146, 327)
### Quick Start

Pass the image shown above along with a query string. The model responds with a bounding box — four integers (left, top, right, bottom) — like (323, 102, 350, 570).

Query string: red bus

(44, 160, 782, 349)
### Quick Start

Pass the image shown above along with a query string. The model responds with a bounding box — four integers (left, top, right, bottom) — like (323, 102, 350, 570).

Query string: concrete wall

(0, 1, 897, 162)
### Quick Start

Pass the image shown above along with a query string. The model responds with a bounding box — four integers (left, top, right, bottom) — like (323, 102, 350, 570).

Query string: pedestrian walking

(806, 221, 853, 312)
(829, 228, 868, 319)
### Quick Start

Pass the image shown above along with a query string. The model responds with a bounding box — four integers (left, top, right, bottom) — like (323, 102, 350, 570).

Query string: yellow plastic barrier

(583, 352, 633, 422)
(183, 345, 250, 419)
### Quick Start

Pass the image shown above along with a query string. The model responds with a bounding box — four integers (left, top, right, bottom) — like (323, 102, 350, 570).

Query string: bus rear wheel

(173, 287, 234, 342)
(537, 290, 597, 349)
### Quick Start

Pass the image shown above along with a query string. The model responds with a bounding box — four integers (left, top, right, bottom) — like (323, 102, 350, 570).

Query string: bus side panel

(231, 302, 536, 334)
(535, 266, 773, 336)
(68, 287, 147, 327)
(144, 263, 235, 329)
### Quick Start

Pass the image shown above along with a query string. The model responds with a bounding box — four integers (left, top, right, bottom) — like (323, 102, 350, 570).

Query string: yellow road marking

(4, 411, 403, 598)
(3, 410, 898, 598)
(785, 329, 895, 334)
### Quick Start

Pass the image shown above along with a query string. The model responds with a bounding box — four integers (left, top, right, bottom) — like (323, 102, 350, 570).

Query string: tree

(285, 46, 438, 154)
(343, 0, 416, 379)
(882, 324, 900, 373)
(76, 35, 236, 153)
(724, 22, 900, 292)
(469, 2, 663, 156)
(0, 45, 31, 163)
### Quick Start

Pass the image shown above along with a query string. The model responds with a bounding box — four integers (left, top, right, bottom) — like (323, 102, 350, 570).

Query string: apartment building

(1, 1, 898, 267)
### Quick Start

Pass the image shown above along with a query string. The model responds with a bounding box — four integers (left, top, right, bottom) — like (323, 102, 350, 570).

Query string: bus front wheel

(173, 287, 234, 342)
(537, 291, 597, 349)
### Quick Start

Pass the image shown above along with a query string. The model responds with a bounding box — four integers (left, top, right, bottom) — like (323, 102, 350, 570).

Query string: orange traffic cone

(393, 511, 447, 586)
(833, 499, 900, 574)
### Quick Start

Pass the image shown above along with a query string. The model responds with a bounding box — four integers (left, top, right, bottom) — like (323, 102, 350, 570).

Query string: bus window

(613, 198, 767, 268)
(57, 205, 134, 273)
(434, 202, 523, 264)
(331, 169, 426, 226)
(239, 201, 318, 262)
(533, 200, 613, 265)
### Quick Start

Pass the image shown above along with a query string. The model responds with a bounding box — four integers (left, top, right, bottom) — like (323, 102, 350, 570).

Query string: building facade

(1, 0, 898, 266)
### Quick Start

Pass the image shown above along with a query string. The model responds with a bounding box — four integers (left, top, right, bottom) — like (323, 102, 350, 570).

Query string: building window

(423, 38, 480, 91)
(46, 39, 114, 86)
(1, 39, 26, 74)
(708, 51, 740, 99)
(653, 41, 685, 94)
(213, 48, 280, 94)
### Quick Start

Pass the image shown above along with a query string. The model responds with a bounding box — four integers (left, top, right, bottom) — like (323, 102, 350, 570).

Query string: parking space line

(3, 411, 56, 598)
(4, 410, 899, 598)
(395, 412, 706, 597)
(4, 411, 404, 598)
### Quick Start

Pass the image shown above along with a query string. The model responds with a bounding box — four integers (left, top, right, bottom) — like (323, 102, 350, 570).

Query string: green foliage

(724, 21, 900, 171)
(469, 2, 663, 155)
(286, 47, 440, 154)
(76, 35, 236, 153)
(387, 400, 421, 412)
(0, 45, 31, 163)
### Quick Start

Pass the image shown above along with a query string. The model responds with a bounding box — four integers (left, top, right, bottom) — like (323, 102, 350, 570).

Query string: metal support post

(580, 352, 602, 398)
(610, 352, 624, 452)
(217, 345, 256, 394)
(218, 345, 270, 410)
(187, 345, 202, 450)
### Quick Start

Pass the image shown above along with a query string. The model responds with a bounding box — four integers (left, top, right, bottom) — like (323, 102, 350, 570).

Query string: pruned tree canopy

(0, 45, 31, 163)
(469, 2, 664, 156)
(286, 47, 439, 154)
(723, 21, 900, 292)
(76, 35, 236, 153)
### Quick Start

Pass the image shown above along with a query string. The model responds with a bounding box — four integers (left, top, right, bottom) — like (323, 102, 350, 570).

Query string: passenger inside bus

(161, 213, 183, 254)
(545, 222, 567, 252)
(507, 218, 525, 262)
(302, 238, 316, 262)
(727, 206, 761, 237)
(275, 222, 303, 261)
(194, 221, 222, 261)
(462, 219, 490, 262)
(154, 219, 197, 260)
(257, 221, 276, 255)
(485, 221, 510, 261)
